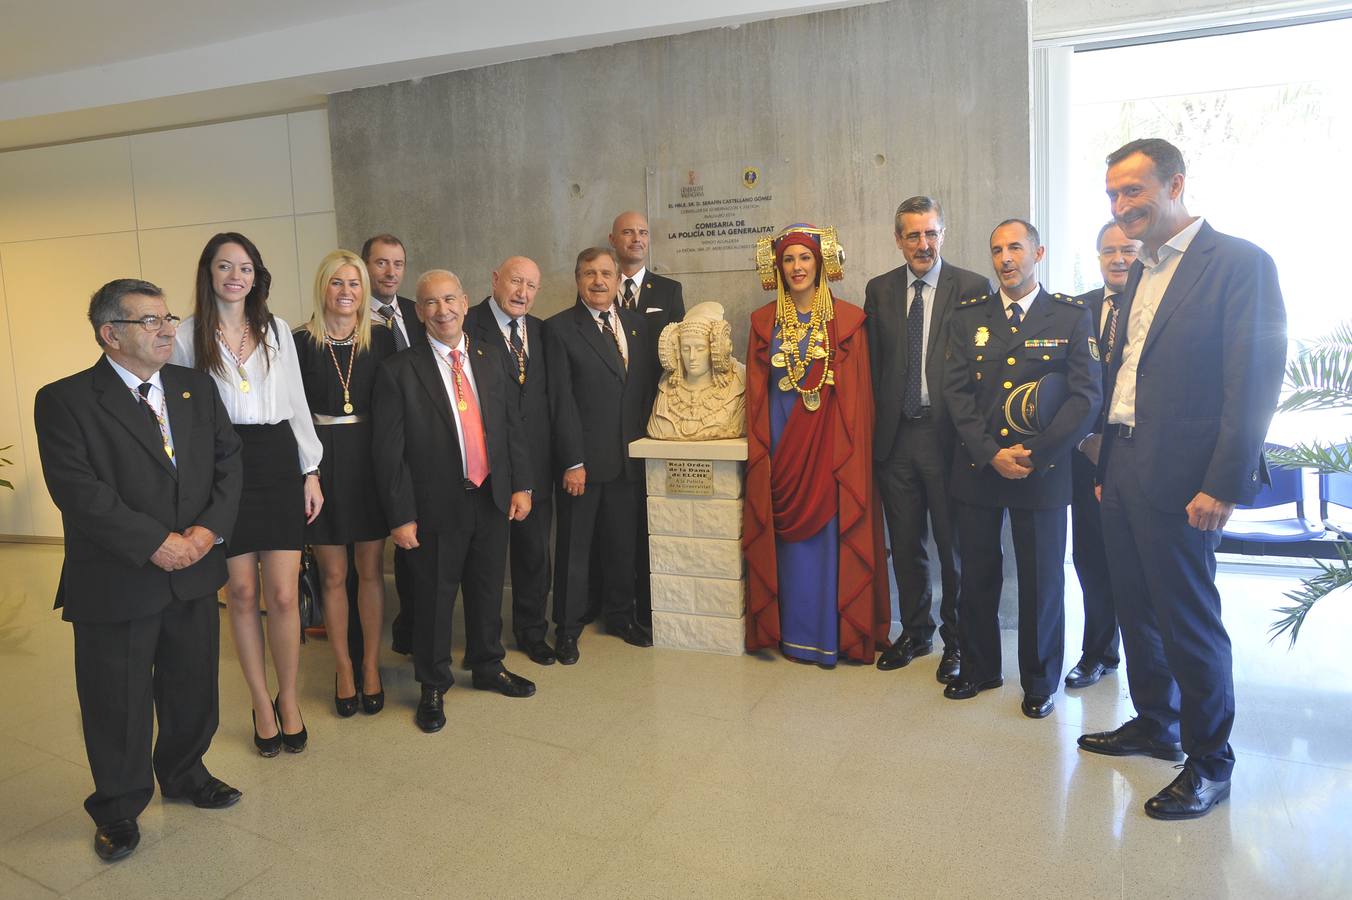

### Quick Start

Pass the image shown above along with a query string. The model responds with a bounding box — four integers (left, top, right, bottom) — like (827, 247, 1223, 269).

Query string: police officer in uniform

(941, 219, 1101, 719)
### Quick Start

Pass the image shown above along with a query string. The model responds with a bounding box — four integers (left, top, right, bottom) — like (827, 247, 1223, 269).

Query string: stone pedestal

(629, 437, 747, 655)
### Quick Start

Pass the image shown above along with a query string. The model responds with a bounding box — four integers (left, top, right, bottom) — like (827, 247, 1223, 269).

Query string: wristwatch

(304, 468, 320, 478)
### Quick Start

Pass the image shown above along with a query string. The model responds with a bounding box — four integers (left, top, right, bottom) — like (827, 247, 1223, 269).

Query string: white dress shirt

(905, 259, 942, 406)
(106, 356, 175, 459)
(487, 298, 528, 357)
(371, 295, 411, 346)
(619, 266, 646, 308)
(1108, 217, 1206, 427)
(999, 284, 1039, 321)
(170, 315, 323, 473)
(427, 331, 482, 481)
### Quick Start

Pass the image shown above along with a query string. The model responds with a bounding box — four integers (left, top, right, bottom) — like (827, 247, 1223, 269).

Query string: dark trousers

(1071, 449, 1120, 665)
(875, 415, 960, 648)
(955, 502, 1066, 696)
(1100, 436, 1235, 781)
(389, 546, 415, 651)
(72, 594, 219, 826)
(510, 491, 554, 644)
(405, 486, 509, 689)
(554, 475, 638, 638)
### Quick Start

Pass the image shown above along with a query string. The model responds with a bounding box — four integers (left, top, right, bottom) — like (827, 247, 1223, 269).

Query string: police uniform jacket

(942, 287, 1101, 509)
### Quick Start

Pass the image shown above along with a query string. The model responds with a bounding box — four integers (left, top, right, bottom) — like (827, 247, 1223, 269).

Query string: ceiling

(0, 0, 874, 150)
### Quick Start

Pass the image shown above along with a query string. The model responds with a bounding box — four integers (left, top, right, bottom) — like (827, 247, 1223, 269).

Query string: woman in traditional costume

(743, 224, 889, 666)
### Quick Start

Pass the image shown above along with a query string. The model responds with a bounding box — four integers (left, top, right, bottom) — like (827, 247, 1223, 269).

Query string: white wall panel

(0, 137, 136, 244)
(294, 211, 339, 312)
(130, 116, 294, 229)
(0, 260, 34, 536)
(137, 217, 307, 330)
(3, 233, 141, 537)
(288, 110, 335, 215)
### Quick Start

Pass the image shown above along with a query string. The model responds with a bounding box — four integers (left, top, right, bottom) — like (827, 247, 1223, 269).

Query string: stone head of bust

(658, 302, 736, 390)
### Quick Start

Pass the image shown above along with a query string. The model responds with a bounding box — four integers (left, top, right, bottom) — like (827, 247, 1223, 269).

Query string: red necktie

(450, 349, 490, 486)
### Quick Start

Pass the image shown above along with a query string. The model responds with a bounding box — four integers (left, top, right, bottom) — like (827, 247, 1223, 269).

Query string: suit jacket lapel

(410, 341, 458, 437)
(160, 368, 190, 480)
(94, 357, 178, 478)
(1140, 222, 1216, 362)
(928, 266, 956, 367)
(1017, 290, 1056, 340)
(573, 301, 625, 380)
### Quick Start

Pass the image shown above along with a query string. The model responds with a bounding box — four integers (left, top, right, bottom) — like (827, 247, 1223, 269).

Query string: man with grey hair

(865, 196, 990, 682)
(35, 278, 243, 861)
(373, 268, 537, 734)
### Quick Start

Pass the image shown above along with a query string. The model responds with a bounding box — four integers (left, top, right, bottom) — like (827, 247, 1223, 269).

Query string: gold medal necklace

(325, 329, 359, 414)
(217, 323, 252, 393)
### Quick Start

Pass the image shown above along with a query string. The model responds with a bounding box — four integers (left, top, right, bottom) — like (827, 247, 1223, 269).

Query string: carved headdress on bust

(647, 301, 746, 440)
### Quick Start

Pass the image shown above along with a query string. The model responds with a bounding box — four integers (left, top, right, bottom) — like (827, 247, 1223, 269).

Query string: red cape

(742, 298, 890, 662)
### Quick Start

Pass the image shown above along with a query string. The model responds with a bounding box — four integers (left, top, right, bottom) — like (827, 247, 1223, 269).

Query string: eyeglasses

(109, 314, 182, 331)
(900, 230, 943, 246)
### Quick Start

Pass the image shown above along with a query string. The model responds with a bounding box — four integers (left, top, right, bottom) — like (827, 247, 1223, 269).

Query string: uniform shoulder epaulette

(957, 294, 990, 308)
(1052, 292, 1085, 306)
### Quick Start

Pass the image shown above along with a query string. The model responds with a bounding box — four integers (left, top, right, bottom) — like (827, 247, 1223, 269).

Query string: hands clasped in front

(991, 444, 1035, 479)
(150, 525, 217, 571)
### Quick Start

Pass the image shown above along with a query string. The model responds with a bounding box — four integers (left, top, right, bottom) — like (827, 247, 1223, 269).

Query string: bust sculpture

(647, 301, 747, 440)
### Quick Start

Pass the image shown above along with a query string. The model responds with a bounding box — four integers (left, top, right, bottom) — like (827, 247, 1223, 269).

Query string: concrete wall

(328, 0, 1030, 352)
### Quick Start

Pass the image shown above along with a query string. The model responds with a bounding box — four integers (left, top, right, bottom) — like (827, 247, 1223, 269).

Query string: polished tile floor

(0, 542, 1349, 898)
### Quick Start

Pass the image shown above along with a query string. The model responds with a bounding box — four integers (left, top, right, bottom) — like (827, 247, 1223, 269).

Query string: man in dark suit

(941, 219, 1101, 720)
(372, 269, 537, 734)
(362, 232, 422, 657)
(1078, 139, 1286, 820)
(34, 279, 244, 861)
(464, 256, 557, 666)
(865, 195, 990, 683)
(545, 246, 655, 664)
(1065, 221, 1141, 690)
(608, 211, 684, 628)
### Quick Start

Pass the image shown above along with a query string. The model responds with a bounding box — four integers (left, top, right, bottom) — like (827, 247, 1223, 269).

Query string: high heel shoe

(252, 708, 282, 758)
(334, 675, 358, 718)
(360, 676, 384, 716)
(274, 696, 308, 753)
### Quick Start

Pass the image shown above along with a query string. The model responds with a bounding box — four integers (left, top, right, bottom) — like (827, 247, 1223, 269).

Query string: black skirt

(229, 423, 304, 557)
(306, 420, 388, 545)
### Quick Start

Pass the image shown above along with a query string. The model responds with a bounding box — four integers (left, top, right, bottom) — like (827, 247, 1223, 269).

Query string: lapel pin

(182, 391, 191, 399)
(476, 348, 484, 356)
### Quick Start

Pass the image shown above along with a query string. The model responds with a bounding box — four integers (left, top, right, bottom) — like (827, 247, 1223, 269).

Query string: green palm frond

(1266, 440, 1352, 474)
(1280, 344, 1352, 412)
(1269, 543, 1352, 648)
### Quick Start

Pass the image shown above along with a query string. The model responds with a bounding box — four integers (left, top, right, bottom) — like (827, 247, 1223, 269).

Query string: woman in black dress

(295, 250, 396, 716)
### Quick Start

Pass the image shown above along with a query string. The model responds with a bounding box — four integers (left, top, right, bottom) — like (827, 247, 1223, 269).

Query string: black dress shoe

(935, 646, 962, 684)
(943, 676, 1003, 700)
(472, 668, 537, 698)
(1021, 694, 1054, 719)
(519, 638, 556, 666)
(183, 776, 242, 809)
(415, 685, 446, 733)
(335, 675, 358, 718)
(94, 819, 139, 861)
(555, 636, 580, 665)
(275, 697, 307, 754)
(607, 619, 653, 648)
(252, 709, 281, 758)
(876, 635, 932, 671)
(1064, 658, 1116, 689)
(1144, 764, 1231, 820)
(1077, 719, 1184, 761)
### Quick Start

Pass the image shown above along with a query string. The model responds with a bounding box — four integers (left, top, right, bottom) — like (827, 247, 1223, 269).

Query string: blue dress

(770, 312, 839, 665)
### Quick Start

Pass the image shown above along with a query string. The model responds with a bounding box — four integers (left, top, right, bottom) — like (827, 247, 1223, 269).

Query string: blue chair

(1319, 443, 1352, 539)
(1221, 443, 1325, 543)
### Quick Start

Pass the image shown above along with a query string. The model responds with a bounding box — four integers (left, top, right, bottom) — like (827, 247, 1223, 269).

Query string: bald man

(464, 257, 558, 665)
(608, 211, 684, 627)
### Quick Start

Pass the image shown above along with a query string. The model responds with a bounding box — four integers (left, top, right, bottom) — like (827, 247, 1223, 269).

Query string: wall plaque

(666, 459, 714, 496)
(649, 158, 781, 274)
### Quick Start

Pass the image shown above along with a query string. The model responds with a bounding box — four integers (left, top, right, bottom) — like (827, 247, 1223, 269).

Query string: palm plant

(1266, 322, 1352, 646)
(0, 444, 13, 490)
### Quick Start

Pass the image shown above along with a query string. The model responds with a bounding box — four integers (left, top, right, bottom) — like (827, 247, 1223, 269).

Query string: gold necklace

(217, 323, 252, 392)
(324, 329, 359, 414)
(770, 283, 835, 411)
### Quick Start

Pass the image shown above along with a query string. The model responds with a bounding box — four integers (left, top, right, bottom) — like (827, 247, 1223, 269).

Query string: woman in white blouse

(172, 232, 323, 757)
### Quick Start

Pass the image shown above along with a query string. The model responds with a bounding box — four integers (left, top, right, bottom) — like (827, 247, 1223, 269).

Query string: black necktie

(509, 318, 524, 356)
(902, 280, 925, 418)
(599, 310, 626, 370)
(1008, 303, 1023, 328)
(622, 279, 636, 310)
(1101, 295, 1120, 364)
(136, 382, 160, 429)
(379, 303, 409, 350)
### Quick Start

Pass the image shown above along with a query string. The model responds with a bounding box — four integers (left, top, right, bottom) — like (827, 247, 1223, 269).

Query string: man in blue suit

(1077, 139, 1287, 820)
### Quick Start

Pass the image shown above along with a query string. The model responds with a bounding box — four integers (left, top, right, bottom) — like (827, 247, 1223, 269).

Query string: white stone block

(649, 536, 743, 580)
(630, 437, 748, 461)
(647, 497, 694, 536)
(645, 458, 744, 499)
(653, 611, 745, 655)
(651, 574, 745, 617)
(691, 499, 742, 540)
